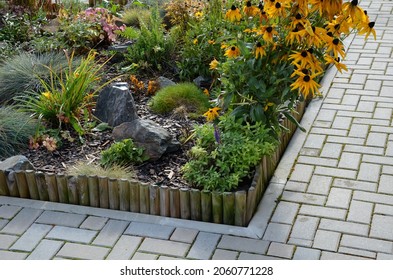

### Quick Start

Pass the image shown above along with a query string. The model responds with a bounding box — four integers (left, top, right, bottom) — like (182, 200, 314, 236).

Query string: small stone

(0, 155, 35, 171)
(157, 76, 176, 89)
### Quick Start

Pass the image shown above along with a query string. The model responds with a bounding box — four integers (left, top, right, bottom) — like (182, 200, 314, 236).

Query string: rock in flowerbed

(0, 155, 35, 172)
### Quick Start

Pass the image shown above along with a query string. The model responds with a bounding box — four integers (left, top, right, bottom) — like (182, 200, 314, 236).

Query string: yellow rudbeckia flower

(203, 107, 221, 122)
(225, 5, 242, 22)
(209, 58, 219, 70)
(290, 74, 321, 98)
(254, 42, 266, 59)
(225, 46, 241, 58)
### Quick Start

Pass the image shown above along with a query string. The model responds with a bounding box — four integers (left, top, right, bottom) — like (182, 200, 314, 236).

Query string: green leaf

(283, 111, 306, 132)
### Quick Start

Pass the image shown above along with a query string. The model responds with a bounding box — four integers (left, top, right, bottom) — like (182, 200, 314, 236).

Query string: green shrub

(66, 161, 135, 180)
(148, 83, 210, 116)
(0, 106, 38, 159)
(181, 115, 277, 192)
(101, 139, 148, 168)
(0, 52, 77, 104)
(121, 7, 151, 28)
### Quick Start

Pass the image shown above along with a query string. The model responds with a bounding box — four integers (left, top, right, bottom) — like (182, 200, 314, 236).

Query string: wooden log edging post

(14, 170, 29, 198)
(56, 174, 68, 204)
(0, 170, 9, 196)
(46, 173, 59, 202)
(25, 170, 39, 200)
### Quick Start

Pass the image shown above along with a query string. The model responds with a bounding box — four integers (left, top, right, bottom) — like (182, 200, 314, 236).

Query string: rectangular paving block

(374, 107, 392, 120)
(370, 215, 393, 241)
(262, 223, 291, 243)
(93, 219, 129, 247)
(320, 251, 370, 260)
(296, 156, 337, 167)
(281, 191, 326, 206)
(307, 175, 332, 196)
(375, 204, 393, 216)
(212, 249, 238, 260)
(357, 101, 376, 112)
(327, 136, 365, 145)
(267, 242, 295, 259)
(332, 116, 352, 130)
(0, 208, 42, 235)
(344, 145, 384, 155)
(353, 190, 393, 205)
(293, 247, 321, 260)
(46, 226, 97, 244)
(271, 201, 300, 224)
(320, 143, 343, 159)
(338, 247, 376, 259)
(378, 175, 393, 194)
(124, 222, 174, 240)
(290, 215, 319, 240)
(187, 232, 221, 260)
(57, 243, 110, 260)
(132, 252, 158, 260)
(79, 216, 108, 231)
(366, 132, 388, 147)
(303, 134, 326, 149)
(363, 154, 393, 165)
(348, 124, 369, 138)
(347, 200, 374, 224)
(0, 219, 7, 231)
(341, 95, 360, 106)
(310, 127, 348, 137)
(341, 234, 393, 253)
(288, 238, 313, 247)
(326, 188, 352, 209)
(138, 238, 190, 257)
(0, 205, 21, 219)
(170, 228, 198, 243)
(338, 152, 361, 170)
(106, 235, 142, 260)
(10, 223, 52, 251)
(319, 219, 369, 236)
(285, 181, 308, 192)
(316, 109, 337, 122)
(218, 235, 269, 255)
(0, 250, 28, 260)
(289, 164, 314, 183)
(27, 240, 64, 260)
(333, 178, 377, 192)
(377, 253, 393, 260)
(299, 205, 347, 220)
(313, 230, 341, 251)
(36, 211, 86, 227)
(238, 252, 281, 260)
(0, 234, 18, 250)
(314, 166, 357, 180)
(358, 163, 381, 182)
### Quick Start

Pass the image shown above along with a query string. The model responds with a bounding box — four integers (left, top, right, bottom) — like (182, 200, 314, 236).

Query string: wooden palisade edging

(0, 101, 306, 227)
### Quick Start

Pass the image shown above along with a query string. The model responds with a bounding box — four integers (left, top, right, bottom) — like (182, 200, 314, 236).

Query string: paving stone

(285, 181, 308, 192)
(299, 205, 347, 220)
(289, 164, 314, 183)
(218, 235, 269, 254)
(170, 228, 199, 243)
(267, 242, 295, 259)
(363, 154, 393, 165)
(79, 216, 108, 231)
(0, 205, 21, 219)
(124, 222, 174, 240)
(338, 247, 376, 259)
(370, 215, 393, 241)
(348, 124, 369, 138)
(350, 73, 367, 85)
(377, 253, 393, 260)
(375, 204, 393, 216)
(365, 79, 382, 91)
(311, 127, 348, 137)
(357, 163, 381, 182)
(357, 101, 376, 112)
(320, 251, 370, 260)
(320, 143, 343, 159)
(386, 141, 393, 156)
(303, 134, 326, 149)
(293, 247, 321, 260)
(332, 116, 352, 130)
(281, 191, 326, 206)
(93, 219, 129, 247)
(316, 109, 336, 122)
(36, 211, 86, 228)
(271, 201, 299, 224)
(158, 256, 183, 260)
(319, 219, 369, 236)
(10, 223, 52, 251)
(326, 188, 352, 209)
(290, 215, 319, 240)
(106, 235, 142, 260)
(187, 232, 221, 260)
(347, 200, 374, 224)
(378, 175, 393, 194)
(0, 219, 8, 231)
(27, 240, 63, 260)
(132, 252, 158, 260)
(262, 223, 291, 243)
(374, 108, 392, 120)
(212, 249, 238, 260)
(296, 156, 337, 167)
(337, 111, 373, 118)
(333, 178, 377, 192)
(299, 148, 320, 157)
(344, 144, 384, 155)
(341, 95, 360, 106)
(0, 234, 18, 250)
(338, 152, 361, 170)
(382, 165, 393, 175)
(0, 208, 42, 235)
(288, 238, 313, 247)
(313, 230, 341, 251)
(314, 166, 357, 179)
(326, 88, 345, 99)
(238, 253, 281, 260)
(46, 226, 97, 243)
(307, 175, 332, 195)
(57, 243, 110, 260)
(341, 234, 393, 253)
(139, 238, 190, 257)
(353, 190, 393, 205)
(0, 250, 28, 260)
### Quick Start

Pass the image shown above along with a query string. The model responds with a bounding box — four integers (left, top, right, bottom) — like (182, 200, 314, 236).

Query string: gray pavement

(1, 0, 393, 260)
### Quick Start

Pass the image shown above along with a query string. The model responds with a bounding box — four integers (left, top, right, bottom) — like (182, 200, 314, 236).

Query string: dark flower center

(364, 10, 368, 15)
(275, 2, 281, 8)
(258, 3, 264, 10)
(266, 26, 273, 33)
(270, 0, 275, 2)
(334, 24, 340, 30)
(335, 57, 341, 62)
(301, 69, 309, 75)
(333, 38, 340, 45)
(231, 5, 236, 10)
(293, 27, 299, 32)
(307, 48, 314, 54)
(231, 46, 236, 51)
(304, 75, 311, 82)
(295, 13, 302, 20)
(256, 42, 262, 47)
(369, 22, 375, 28)
(301, 51, 308, 57)
(351, 0, 358, 6)
(247, 1, 252, 7)
(312, 26, 316, 32)
(327, 31, 333, 37)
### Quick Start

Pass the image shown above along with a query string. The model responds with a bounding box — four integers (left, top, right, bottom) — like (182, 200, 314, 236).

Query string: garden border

(0, 101, 305, 227)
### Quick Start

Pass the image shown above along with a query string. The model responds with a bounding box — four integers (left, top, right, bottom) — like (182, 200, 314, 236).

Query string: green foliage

(66, 161, 135, 180)
(121, 7, 151, 28)
(0, 52, 76, 104)
(18, 51, 110, 135)
(101, 139, 148, 168)
(148, 83, 210, 116)
(182, 115, 277, 192)
(0, 106, 39, 159)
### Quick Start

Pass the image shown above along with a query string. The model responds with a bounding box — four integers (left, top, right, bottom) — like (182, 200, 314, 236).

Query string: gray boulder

(157, 76, 176, 89)
(0, 155, 35, 171)
(112, 119, 180, 161)
(94, 82, 138, 127)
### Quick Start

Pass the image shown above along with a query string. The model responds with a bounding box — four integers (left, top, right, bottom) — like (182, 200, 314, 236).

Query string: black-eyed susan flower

(290, 73, 321, 98)
(286, 27, 302, 45)
(324, 55, 348, 73)
(309, 0, 324, 16)
(326, 37, 346, 58)
(225, 5, 242, 22)
(209, 58, 219, 70)
(254, 42, 266, 59)
(266, 0, 289, 18)
(225, 46, 241, 58)
(208, 39, 215, 45)
(243, 1, 259, 17)
(343, 0, 366, 25)
(203, 107, 221, 122)
(298, 24, 326, 48)
(257, 26, 278, 44)
(290, 13, 306, 30)
(358, 21, 377, 40)
(326, 15, 351, 36)
(203, 89, 209, 96)
(295, 0, 309, 16)
(324, 0, 342, 20)
(289, 50, 324, 73)
(195, 11, 203, 19)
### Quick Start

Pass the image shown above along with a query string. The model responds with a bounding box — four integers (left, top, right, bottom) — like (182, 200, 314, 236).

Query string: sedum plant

(101, 139, 148, 168)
